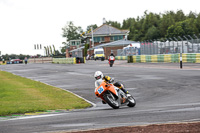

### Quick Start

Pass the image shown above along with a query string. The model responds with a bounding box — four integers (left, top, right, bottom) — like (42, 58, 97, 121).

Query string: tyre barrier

(0, 61, 7, 65)
(127, 53, 200, 63)
(52, 58, 76, 64)
(115, 56, 127, 60)
(52, 57, 85, 64)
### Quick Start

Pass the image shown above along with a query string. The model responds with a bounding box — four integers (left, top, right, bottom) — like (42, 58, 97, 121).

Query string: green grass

(0, 71, 91, 116)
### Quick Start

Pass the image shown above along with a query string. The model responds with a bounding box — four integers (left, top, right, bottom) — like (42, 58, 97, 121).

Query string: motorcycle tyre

(103, 93, 119, 109)
(110, 63, 113, 67)
(127, 96, 136, 107)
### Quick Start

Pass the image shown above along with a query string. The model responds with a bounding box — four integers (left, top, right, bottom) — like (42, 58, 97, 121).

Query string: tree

(1, 54, 30, 60)
(86, 24, 98, 33)
(159, 11, 175, 37)
(84, 44, 89, 57)
(55, 50, 61, 55)
(195, 13, 200, 33)
(174, 10, 186, 22)
(145, 26, 160, 40)
(188, 11, 197, 19)
(61, 46, 66, 54)
(44, 46, 47, 56)
(166, 20, 195, 38)
(62, 21, 83, 42)
(52, 45, 56, 55)
(106, 21, 121, 29)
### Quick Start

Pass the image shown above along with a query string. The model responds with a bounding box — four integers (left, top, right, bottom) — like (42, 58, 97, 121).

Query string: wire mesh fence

(115, 39, 200, 56)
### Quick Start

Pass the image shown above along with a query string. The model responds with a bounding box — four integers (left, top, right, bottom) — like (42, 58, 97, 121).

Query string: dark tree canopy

(62, 10, 200, 43)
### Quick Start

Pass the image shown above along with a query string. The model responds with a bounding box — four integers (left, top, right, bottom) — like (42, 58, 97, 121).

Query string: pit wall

(125, 53, 200, 63)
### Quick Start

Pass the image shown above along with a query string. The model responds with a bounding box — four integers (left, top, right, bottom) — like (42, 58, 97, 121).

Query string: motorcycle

(95, 81, 136, 109)
(108, 56, 115, 67)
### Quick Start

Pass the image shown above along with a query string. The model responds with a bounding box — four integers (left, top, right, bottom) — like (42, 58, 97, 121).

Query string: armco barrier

(127, 53, 200, 63)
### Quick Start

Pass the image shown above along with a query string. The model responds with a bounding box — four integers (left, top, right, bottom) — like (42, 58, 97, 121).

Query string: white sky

(0, 0, 200, 55)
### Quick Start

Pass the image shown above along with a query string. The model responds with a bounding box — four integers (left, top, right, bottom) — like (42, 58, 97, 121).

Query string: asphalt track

(0, 60, 200, 133)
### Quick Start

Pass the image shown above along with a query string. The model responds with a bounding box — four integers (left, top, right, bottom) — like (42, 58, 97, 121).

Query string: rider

(94, 71, 129, 94)
(109, 52, 115, 57)
(108, 52, 115, 60)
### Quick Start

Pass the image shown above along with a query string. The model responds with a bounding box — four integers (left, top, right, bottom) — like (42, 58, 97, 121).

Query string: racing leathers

(95, 76, 128, 94)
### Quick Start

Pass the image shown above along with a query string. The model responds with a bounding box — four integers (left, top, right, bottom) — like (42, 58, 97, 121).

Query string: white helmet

(94, 71, 103, 80)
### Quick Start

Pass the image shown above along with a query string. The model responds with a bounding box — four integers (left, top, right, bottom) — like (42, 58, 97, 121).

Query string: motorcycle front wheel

(103, 92, 119, 109)
(127, 96, 136, 107)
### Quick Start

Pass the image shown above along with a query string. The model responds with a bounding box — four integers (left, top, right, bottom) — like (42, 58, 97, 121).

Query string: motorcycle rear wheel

(103, 93, 119, 109)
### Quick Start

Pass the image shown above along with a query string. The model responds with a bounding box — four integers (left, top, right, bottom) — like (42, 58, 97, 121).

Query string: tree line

(62, 10, 200, 45)
(120, 10, 200, 41)
(0, 54, 31, 61)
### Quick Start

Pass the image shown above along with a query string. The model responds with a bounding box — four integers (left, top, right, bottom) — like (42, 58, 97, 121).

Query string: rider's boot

(121, 88, 128, 94)
(114, 82, 131, 97)
(102, 100, 106, 104)
(121, 88, 131, 97)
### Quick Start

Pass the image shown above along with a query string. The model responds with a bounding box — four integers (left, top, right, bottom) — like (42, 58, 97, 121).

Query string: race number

(110, 56, 114, 60)
(97, 86, 104, 94)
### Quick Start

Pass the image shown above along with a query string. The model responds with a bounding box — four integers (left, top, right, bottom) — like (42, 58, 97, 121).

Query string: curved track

(0, 61, 200, 133)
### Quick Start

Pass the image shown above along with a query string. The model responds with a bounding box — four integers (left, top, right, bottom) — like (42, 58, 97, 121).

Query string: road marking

(7, 113, 65, 121)
(50, 123, 93, 128)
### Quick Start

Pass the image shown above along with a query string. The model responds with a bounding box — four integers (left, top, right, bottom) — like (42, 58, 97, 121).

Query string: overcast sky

(0, 0, 200, 55)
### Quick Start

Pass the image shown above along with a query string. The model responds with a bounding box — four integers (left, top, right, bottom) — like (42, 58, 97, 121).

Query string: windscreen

(95, 51, 104, 54)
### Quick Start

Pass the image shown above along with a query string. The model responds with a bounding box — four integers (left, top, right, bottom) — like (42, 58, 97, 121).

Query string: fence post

(167, 38, 170, 53)
(183, 36, 189, 53)
(178, 36, 183, 69)
(188, 35, 194, 53)
(194, 34, 199, 53)
(169, 38, 174, 53)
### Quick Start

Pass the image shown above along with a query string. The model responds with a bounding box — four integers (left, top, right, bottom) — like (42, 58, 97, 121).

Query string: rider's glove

(104, 76, 114, 83)
(109, 78, 114, 83)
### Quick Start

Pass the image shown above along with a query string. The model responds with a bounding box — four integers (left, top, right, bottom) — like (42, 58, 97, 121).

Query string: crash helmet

(94, 71, 103, 80)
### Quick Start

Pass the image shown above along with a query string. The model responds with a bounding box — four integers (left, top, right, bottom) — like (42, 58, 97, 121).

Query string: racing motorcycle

(95, 81, 136, 109)
(108, 56, 115, 67)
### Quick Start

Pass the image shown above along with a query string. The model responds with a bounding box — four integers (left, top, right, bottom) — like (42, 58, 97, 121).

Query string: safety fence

(112, 39, 200, 56)
(126, 53, 200, 63)
(140, 40, 200, 55)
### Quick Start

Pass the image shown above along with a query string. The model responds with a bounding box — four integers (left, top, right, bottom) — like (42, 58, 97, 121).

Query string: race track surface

(0, 60, 200, 133)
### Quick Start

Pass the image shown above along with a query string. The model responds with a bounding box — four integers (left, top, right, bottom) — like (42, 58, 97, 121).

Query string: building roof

(87, 24, 129, 37)
(70, 46, 85, 52)
(89, 39, 138, 50)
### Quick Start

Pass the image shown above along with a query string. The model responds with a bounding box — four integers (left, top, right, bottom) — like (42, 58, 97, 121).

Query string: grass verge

(0, 71, 91, 116)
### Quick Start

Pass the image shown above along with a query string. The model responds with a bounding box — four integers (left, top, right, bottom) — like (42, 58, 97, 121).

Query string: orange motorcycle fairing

(95, 81, 118, 100)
